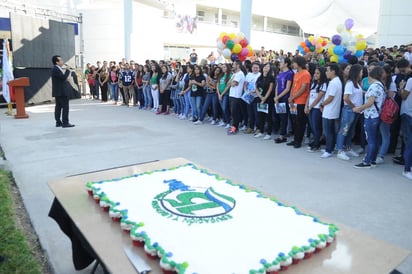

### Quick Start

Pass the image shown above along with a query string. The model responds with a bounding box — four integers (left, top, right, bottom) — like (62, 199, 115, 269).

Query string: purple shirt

(276, 70, 294, 101)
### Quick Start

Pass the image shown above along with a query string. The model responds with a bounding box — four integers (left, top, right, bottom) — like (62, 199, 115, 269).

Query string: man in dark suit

(51, 55, 75, 127)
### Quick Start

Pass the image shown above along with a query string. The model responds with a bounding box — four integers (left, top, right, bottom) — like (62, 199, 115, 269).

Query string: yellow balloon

(330, 55, 338, 63)
(317, 37, 323, 44)
(232, 44, 242, 54)
(219, 32, 227, 39)
(328, 45, 335, 55)
(356, 40, 367, 50)
(229, 33, 236, 39)
(308, 35, 314, 42)
(356, 34, 364, 39)
(317, 47, 324, 53)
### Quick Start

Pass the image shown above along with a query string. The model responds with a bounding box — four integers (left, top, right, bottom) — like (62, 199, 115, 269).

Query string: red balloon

(222, 35, 230, 44)
(239, 55, 246, 61)
(239, 38, 248, 48)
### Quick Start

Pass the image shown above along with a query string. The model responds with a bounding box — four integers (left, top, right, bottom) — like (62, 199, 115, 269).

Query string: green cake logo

(152, 179, 235, 225)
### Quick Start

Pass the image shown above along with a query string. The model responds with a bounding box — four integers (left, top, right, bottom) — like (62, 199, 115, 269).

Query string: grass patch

(0, 170, 43, 274)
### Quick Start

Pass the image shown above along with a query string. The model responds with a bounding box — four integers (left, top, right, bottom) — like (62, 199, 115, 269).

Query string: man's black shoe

(62, 123, 75, 128)
(393, 156, 404, 165)
(286, 141, 296, 146)
(56, 123, 62, 127)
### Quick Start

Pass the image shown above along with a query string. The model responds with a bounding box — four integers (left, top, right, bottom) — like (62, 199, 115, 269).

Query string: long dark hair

(310, 66, 328, 93)
(382, 64, 393, 90)
(347, 64, 363, 89)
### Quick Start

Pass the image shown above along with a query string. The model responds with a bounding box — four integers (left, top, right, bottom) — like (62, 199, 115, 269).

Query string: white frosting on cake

(88, 164, 337, 273)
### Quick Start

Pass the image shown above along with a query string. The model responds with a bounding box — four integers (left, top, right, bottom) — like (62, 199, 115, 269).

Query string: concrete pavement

(0, 99, 411, 274)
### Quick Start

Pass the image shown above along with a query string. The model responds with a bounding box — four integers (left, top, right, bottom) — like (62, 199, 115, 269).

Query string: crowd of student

(83, 46, 412, 180)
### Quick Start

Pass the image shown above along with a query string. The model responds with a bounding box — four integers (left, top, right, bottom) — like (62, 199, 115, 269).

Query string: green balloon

(226, 39, 235, 50)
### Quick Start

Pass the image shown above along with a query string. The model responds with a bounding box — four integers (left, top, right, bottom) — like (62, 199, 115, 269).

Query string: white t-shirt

(401, 77, 412, 117)
(308, 83, 327, 109)
(245, 72, 261, 97)
(344, 80, 363, 107)
(322, 77, 342, 119)
(229, 70, 245, 98)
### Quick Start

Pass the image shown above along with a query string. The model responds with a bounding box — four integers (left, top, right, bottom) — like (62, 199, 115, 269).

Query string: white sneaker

(188, 116, 194, 121)
(346, 149, 360, 157)
(254, 132, 264, 138)
(320, 152, 332, 158)
(240, 125, 247, 131)
(225, 124, 231, 129)
(193, 120, 202, 125)
(210, 120, 216, 125)
(337, 151, 350, 161)
(355, 147, 365, 154)
(218, 121, 225, 127)
(179, 115, 187, 120)
(402, 171, 412, 180)
(263, 134, 272, 140)
(375, 156, 384, 164)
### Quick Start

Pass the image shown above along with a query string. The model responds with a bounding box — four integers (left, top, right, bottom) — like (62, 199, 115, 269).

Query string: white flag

(2, 39, 14, 103)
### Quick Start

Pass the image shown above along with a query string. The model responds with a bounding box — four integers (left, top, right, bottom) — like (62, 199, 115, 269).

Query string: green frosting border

(86, 163, 339, 274)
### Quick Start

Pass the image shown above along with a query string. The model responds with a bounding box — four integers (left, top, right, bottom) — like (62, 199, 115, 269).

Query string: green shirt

(218, 73, 232, 94)
(151, 73, 158, 85)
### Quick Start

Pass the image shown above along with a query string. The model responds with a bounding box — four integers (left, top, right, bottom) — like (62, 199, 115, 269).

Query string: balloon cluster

(297, 35, 329, 55)
(216, 32, 254, 62)
(327, 18, 367, 63)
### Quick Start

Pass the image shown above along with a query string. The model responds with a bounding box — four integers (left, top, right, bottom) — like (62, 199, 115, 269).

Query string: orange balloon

(304, 47, 310, 53)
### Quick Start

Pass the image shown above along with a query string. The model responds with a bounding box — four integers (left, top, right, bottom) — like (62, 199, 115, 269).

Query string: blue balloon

(355, 50, 364, 58)
(333, 45, 345, 56)
(338, 55, 346, 63)
(305, 40, 312, 47)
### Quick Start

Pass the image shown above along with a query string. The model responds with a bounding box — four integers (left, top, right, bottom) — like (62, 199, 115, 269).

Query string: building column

(240, 0, 252, 42)
(124, 0, 132, 61)
(263, 16, 267, 32)
(218, 8, 222, 25)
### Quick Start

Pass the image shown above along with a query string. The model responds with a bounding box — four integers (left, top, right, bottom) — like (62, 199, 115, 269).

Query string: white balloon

(222, 48, 231, 59)
(217, 40, 225, 50)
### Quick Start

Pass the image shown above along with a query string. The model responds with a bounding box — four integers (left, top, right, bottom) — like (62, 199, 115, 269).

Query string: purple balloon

(231, 54, 239, 62)
(345, 18, 354, 30)
(343, 50, 352, 60)
(332, 34, 342, 45)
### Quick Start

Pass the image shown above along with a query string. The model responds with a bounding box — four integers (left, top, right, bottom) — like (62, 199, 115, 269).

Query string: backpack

(380, 97, 399, 124)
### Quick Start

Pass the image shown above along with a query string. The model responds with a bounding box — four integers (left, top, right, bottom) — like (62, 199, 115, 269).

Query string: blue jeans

(200, 93, 218, 121)
(247, 98, 259, 129)
(401, 114, 412, 172)
(183, 90, 192, 117)
(364, 117, 381, 164)
(109, 82, 118, 102)
(219, 95, 230, 123)
(94, 79, 100, 99)
(190, 96, 202, 120)
(336, 106, 359, 150)
(322, 118, 336, 153)
(143, 85, 152, 108)
(378, 122, 391, 158)
(308, 108, 322, 147)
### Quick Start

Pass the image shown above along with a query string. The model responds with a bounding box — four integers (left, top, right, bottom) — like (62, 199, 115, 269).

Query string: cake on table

(86, 163, 338, 274)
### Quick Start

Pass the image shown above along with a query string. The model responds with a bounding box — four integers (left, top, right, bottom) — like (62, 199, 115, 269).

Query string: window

(197, 10, 205, 21)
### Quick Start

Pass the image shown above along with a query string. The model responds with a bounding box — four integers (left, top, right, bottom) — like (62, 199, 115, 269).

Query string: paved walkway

(0, 99, 411, 274)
